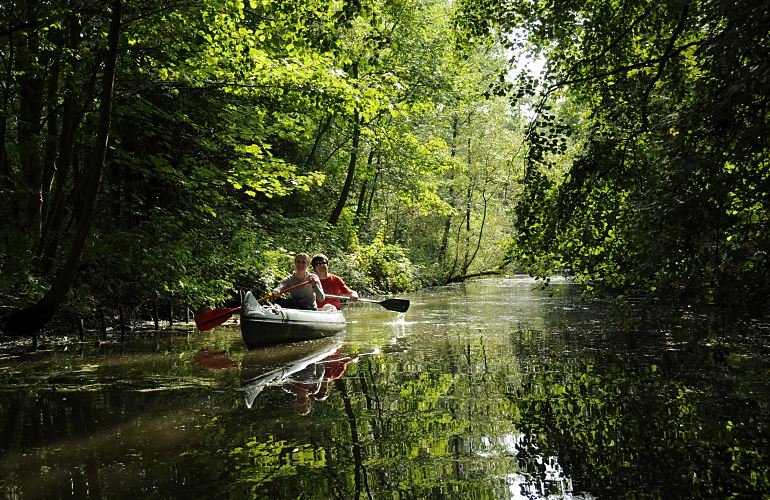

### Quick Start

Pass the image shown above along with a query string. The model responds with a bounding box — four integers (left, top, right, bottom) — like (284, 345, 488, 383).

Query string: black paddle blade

(380, 298, 410, 313)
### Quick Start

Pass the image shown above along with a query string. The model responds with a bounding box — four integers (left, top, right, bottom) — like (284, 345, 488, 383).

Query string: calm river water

(1, 277, 769, 498)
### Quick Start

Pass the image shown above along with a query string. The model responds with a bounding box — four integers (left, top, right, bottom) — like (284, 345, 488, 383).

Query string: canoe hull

(240, 291, 346, 348)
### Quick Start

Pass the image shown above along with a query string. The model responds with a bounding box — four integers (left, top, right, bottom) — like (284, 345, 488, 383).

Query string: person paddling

(272, 252, 325, 310)
(311, 253, 358, 310)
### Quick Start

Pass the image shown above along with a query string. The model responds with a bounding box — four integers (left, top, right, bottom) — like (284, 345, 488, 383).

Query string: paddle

(194, 279, 313, 331)
(324, 294, 410, 313)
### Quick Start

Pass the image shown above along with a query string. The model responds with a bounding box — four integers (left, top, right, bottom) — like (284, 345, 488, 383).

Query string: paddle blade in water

(379, 298, 410, 313)
(324, 293, 410, 313)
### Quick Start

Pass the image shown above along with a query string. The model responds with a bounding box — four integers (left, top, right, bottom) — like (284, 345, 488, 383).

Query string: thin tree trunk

(447, 211, 465, 278)
(364, 153, 381, 220)
(41, 43, 62, 223)
(4, 0, 122, 335)
(461, 133, 473, 275)
(439, 117, 459, 258)
(354, 149, 374, 226)
(39, 10, 88, 270)
(355, 178, 368, 224)
(303, 113, 333, 170)
(466, 190, 489, 273)
(328, 110, 361, 226)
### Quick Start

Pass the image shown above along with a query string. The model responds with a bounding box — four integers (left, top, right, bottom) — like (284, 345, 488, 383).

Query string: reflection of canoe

(240, 335, 343, 408)
(240, 291, 346, 348)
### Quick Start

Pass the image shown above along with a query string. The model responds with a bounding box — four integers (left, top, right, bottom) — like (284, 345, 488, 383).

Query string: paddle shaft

(256, 277, 313, 302)
(324, 294, 376, 304)
(324, 294, 410, 312)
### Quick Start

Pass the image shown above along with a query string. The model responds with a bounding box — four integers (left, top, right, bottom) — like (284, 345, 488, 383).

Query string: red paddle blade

(194, 307, 239, 331)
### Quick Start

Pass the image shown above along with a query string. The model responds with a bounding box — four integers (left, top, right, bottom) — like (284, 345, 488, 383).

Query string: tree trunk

(328, 109, 361, 226)
(439, 117, 460, 258)
(303, 113, 333, 170)
(355, 178, 368, 224)
(0, 1, 15, 182)
(15, 0, 44, 238)
(461, 134, 473, 275)
(354, 149, 375, 226)
(4, 0, 122, 335)
(328, 59, 361, 226)
(40, 37, 63, 223)
(38, 10, 87, 270)
(465, 190, 490, 274)
(365, 155, 380, 220)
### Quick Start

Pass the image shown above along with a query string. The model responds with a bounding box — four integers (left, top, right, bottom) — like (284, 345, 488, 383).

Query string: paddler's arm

(272, 275, 294, 297)
(309, 274, 325, 301)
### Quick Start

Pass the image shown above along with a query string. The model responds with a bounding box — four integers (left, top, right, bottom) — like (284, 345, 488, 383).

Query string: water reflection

(240, 335, 398, 415)
(240, 336, 344, 411)
(194, 348, 237, 369)
(1, 278, 768, 499)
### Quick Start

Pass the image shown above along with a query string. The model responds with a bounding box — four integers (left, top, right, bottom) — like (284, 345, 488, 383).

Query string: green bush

(353, 227, 416, 293)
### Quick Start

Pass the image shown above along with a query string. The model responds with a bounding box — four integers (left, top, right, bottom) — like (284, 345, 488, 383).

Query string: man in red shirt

(311, 253, 358, 310)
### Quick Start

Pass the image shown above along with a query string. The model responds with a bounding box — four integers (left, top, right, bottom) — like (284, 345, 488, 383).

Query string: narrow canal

(1, 277, 768, 498)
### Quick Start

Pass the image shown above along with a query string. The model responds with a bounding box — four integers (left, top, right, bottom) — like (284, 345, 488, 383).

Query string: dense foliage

(0, 0, 520, 332)
(1, 0, 768, 333)
(456, 0, 770, 319)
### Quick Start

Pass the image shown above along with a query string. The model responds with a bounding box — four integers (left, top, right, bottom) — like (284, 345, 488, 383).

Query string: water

(1, 277, 768, 498)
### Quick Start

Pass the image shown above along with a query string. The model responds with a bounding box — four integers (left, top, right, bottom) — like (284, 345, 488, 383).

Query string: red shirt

(317, 274, 352, 309)
(319, 350, 354, 380)
(321, 357, 352, 381)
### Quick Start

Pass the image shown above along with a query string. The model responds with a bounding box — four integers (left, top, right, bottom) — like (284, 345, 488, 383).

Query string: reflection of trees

(320, 340, 525, 497)
(228, 435, 327, 488)
(229, 326, 769, 498)
(336, 378, 369, 499)
(0, 341, 246, 498)
(507, 354, 770, 496)
(228, 336, 527, 497)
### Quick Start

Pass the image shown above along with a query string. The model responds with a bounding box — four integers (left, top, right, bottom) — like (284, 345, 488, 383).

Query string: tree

(457, 0, 770, 318)
(4, 0, 123, 334)
(0, 0, 532, 332)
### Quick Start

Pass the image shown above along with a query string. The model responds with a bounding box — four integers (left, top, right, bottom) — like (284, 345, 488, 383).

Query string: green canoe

(240, 291, 347, 348)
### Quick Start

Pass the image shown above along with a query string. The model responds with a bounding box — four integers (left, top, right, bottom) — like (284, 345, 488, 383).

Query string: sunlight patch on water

(475, 432, 592, 499)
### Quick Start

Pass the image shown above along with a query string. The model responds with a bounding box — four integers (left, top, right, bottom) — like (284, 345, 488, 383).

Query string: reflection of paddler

(194, 348, 237, 369)
(283, 363, 326, 415)
(240, 336, 343, 409)
(282, 351, 357, 414)
(312, 353, 356, 401)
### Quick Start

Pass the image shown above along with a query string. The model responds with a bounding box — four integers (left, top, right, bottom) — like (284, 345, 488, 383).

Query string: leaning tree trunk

(328, 109, 361, 226)
(353, 149, 375, 227)
(38, 9, 88, 271)
(3, 0, 122, 335)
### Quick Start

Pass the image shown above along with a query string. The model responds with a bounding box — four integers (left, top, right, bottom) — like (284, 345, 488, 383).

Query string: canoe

(240, 291, 347, 348)
(240, 335, 343, 408)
